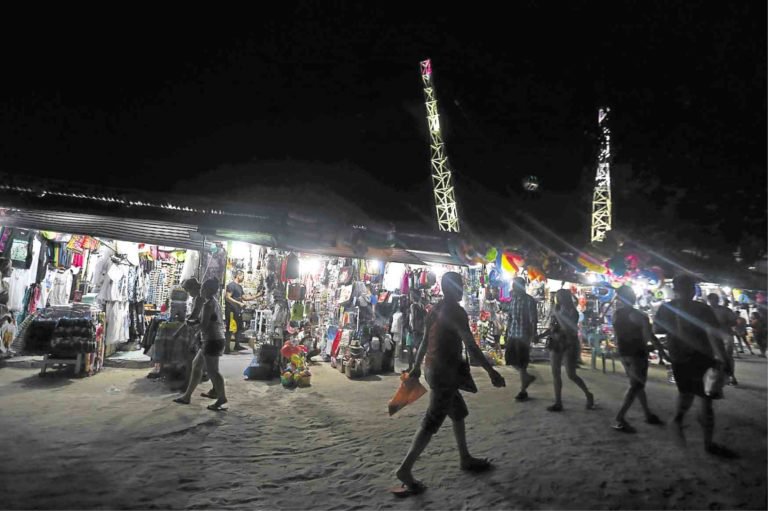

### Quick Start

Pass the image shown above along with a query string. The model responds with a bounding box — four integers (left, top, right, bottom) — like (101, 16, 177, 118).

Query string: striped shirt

(505, 294, 538, 340)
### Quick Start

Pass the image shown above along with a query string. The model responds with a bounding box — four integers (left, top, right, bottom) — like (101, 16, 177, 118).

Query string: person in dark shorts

(733, 313, 753, 355)
(653, 275, 733, 457)
(751, 312, 767, 358)
(395, 272, 506, 494)
(707, 293, 738, 385)
(174, 277, 228, 411)
(611, 286, 667, 433)
(224, 270, 258, 353)
(545, 289, 595, 412)
(503, 277, 538, 401)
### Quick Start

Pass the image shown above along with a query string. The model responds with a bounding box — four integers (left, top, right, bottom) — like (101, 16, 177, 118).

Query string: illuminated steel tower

(590, 107, 612, 243)
(420, 59, 460, 233)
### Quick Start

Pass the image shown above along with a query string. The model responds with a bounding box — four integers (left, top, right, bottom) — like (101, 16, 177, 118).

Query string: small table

(40, 353, 85, 377)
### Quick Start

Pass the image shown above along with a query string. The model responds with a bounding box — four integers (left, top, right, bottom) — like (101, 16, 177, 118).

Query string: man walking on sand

(503, 277, 538, 401)
(653, 275, 735, 458)
(394, 272, 506, 496)
(611, 285, 667, 433)
(707, 293, 738, 385)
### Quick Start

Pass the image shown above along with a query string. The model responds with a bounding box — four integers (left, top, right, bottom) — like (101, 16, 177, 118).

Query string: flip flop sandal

(173, 397, 190, 405)
(611, 421, 637, 434)
(390, 481, 426, 498)
(207, 403, 228, 412)
(200, 391, 218, 399)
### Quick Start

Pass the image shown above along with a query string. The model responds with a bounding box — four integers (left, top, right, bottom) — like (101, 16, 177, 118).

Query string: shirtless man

(395, 272, 506, 495)
(654, 275, 734, 458)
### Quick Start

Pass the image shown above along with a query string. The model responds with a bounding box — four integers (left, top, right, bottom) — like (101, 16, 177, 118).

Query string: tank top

(201, 298, 226, 342)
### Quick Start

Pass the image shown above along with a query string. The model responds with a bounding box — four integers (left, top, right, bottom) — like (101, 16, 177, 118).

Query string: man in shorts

(707, 293, 738, 385)
(653, 275, 734, 457)
(504, 277, 538, 401)
(395, 272, 506, 494)
(611, 286, 667, 433)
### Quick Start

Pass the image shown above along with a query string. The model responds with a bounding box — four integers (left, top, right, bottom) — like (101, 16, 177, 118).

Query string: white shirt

(49, 269, 73, 306)
(391, 311, 404, 336)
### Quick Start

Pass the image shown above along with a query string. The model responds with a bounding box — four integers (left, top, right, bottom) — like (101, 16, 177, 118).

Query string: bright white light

(300, 257, 322, 275)
(587, 273, 597, 284)
(230, 241, 251, 259)
(722, 286, 732, 294)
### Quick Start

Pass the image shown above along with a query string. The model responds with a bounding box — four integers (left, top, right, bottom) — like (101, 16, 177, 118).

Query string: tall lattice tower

(420, 59, 460, 233)
(590, 107, 612, 243)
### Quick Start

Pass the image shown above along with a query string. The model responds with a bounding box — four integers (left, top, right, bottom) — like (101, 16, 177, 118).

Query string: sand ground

(0, 352, 765, 510)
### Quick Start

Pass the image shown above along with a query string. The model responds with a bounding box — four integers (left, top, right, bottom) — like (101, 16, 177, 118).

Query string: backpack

(286, 253, 300, 280)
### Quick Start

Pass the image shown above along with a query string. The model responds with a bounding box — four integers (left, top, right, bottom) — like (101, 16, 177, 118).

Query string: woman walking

(546, 289, 595, 412)
(174, 277, 228, 411)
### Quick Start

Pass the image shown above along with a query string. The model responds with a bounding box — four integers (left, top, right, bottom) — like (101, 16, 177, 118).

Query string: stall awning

(406, 250, 464, 266)
(0, 208, 207, 251)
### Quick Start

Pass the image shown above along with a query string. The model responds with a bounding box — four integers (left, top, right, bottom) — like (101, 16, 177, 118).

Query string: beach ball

(501, 252, 519, 274)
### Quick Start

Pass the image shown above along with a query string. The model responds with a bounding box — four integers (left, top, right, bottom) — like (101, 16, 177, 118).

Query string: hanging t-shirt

(8, 229, 34, 270)
(391, 311, 404, 337)
(180, 250, 199, 283)
(49, 269, 74, 306)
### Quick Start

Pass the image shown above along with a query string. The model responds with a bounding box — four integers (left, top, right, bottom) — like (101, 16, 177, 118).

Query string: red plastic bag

(388, 372, 428, 416)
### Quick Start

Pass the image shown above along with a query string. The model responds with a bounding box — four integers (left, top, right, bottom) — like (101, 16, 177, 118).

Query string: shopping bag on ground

(388, 372, 428, 416)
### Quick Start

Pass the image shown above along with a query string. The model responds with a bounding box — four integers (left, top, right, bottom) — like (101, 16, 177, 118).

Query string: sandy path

(0, 354, 765, 510)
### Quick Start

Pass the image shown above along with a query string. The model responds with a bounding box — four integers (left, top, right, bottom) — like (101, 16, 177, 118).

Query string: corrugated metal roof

(0, 209, 206, 251)
(280, 242, 425, 265)
(406, 250, 464, 266)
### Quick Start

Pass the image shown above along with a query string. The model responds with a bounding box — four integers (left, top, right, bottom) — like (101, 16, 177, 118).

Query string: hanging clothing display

(8, 229, 35, 270)
(5, 236, 41, 312)
(201, 244, 227, 286)
(179, 249, 200, 283)
(49, 269, 74, 306)
(105, 301, 130, 346)
(96, 257, 131, 345)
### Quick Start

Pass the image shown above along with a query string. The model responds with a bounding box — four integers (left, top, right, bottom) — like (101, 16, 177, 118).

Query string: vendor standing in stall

(224, 270, 259, 354)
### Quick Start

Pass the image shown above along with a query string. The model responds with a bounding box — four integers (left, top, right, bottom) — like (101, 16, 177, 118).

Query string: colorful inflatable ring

(592, 283, 615, 303)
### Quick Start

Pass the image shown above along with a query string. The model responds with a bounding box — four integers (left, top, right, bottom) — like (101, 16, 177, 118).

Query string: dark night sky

(0, 2, 765, 254)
